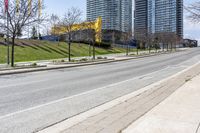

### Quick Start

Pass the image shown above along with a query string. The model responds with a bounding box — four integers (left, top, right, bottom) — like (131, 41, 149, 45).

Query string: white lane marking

(38, 61, 200, 133)
(0, 66, 176, 120)
(0, 52, 195, 89)
(1, 65, 187, 99)
(0, 79, 50, 89)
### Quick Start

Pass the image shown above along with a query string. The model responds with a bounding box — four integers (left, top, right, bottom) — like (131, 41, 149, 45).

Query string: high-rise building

(134, 0, 183, 38)
(87, 0, 132, 33)
(134, 0, 148, 36)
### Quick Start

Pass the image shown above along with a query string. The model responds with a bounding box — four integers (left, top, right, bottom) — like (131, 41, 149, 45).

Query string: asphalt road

(0, 48, 200, 133)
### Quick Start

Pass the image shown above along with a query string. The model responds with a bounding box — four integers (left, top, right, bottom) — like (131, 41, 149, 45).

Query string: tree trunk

(136, 42, 139, 55)
(167, 43, 169, 51)
(89, 42, 91, 57)
(155, 44, 157, 53)
(11, 37, 15, 67)
(126, 43, 129, 56)
(68, 42, 71, 62)
(149, 44, 151, 54)
(93, 41, 95, 60)
(162, 43, 164, 52)
(68, 35, 71, 62)
(7, 38, 10, 65)
(171, 43, 173, 52)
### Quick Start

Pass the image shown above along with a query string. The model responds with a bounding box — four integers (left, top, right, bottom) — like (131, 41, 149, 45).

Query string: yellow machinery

(52, 17, 102, 43)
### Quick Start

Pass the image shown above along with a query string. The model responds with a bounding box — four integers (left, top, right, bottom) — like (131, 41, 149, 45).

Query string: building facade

(135, 0, 183, 38)
(134, 0, 148, 37)
(87, 0, 132, 33)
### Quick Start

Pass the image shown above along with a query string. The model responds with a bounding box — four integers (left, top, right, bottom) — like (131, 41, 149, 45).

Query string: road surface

(0, 48, 200, 133)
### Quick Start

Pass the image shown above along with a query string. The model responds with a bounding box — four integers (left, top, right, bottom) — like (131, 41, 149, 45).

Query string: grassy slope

(0, 38, 127, 63)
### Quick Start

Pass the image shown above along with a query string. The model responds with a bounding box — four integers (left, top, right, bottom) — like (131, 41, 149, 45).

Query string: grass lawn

(0, 39, 127, 64)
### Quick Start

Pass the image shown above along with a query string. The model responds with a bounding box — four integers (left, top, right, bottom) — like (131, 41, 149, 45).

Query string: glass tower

(134, 0, 148, 36)
(135, 0, 183, 38)
(87, 0, 132, 33)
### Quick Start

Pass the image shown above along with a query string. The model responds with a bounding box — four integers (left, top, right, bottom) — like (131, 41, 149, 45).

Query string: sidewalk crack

(196, 122, 200, 133)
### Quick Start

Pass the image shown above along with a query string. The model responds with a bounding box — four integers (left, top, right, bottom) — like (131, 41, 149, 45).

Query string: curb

(37, 61, 200, 133)
(0, 51, 181, 76)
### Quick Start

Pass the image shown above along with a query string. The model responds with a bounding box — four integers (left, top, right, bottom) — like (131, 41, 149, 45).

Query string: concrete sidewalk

(123, 74, 200, 133)
(0, 48, 187, 67)
(0, 50, 180, 76)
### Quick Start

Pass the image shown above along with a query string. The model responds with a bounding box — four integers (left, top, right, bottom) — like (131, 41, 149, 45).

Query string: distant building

(182, 39, 198, 47)
(87, 0, 132, 33)
(134, 0, 183, 38)
(134, 0, 148, 37)
(40, 35, 60, 42)
(52, 17, 102, 43)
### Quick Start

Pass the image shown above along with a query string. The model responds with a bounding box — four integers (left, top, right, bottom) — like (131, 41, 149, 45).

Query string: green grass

(0, 39, 127, 64)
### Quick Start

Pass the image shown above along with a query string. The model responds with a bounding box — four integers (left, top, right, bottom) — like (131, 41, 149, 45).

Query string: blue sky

(45, 0, 200, 42)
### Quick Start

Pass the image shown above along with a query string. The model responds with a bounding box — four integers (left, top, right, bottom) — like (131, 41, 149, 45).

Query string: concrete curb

(0, 51, 180, 76)
(37, 61, 200, 133)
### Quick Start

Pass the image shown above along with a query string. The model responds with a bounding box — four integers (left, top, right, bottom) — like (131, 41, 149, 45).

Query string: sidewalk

(0, 48, 187, 67)
(0, 50, 181, 75)
(0, 51, 153, 68)
(123, 74, 200, 133)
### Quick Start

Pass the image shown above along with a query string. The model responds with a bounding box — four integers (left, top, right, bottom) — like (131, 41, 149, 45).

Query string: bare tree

(168, 32, 177, 51)
(82, 20, 96, 58)
(147, 33, 154, 53)
(134, 29, 148, 55)
(50, 14, 60, 35)
(62, 7, 82, 62)
(122, 30, 132, 56)
(0, 0, 45, 67)
(160, 32, 177, 51)
(186, 2, 200, 23)
(41, 22, 51, 36)
(156, 32, 169, 51)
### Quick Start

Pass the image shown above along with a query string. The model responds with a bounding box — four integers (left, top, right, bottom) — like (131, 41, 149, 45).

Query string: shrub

(31, 62, 37, 67)
(71, 59, 76, 62)
(96, 42, 111, 48)
(80, 58, 88, 62)
(97, 56, 103, 59)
